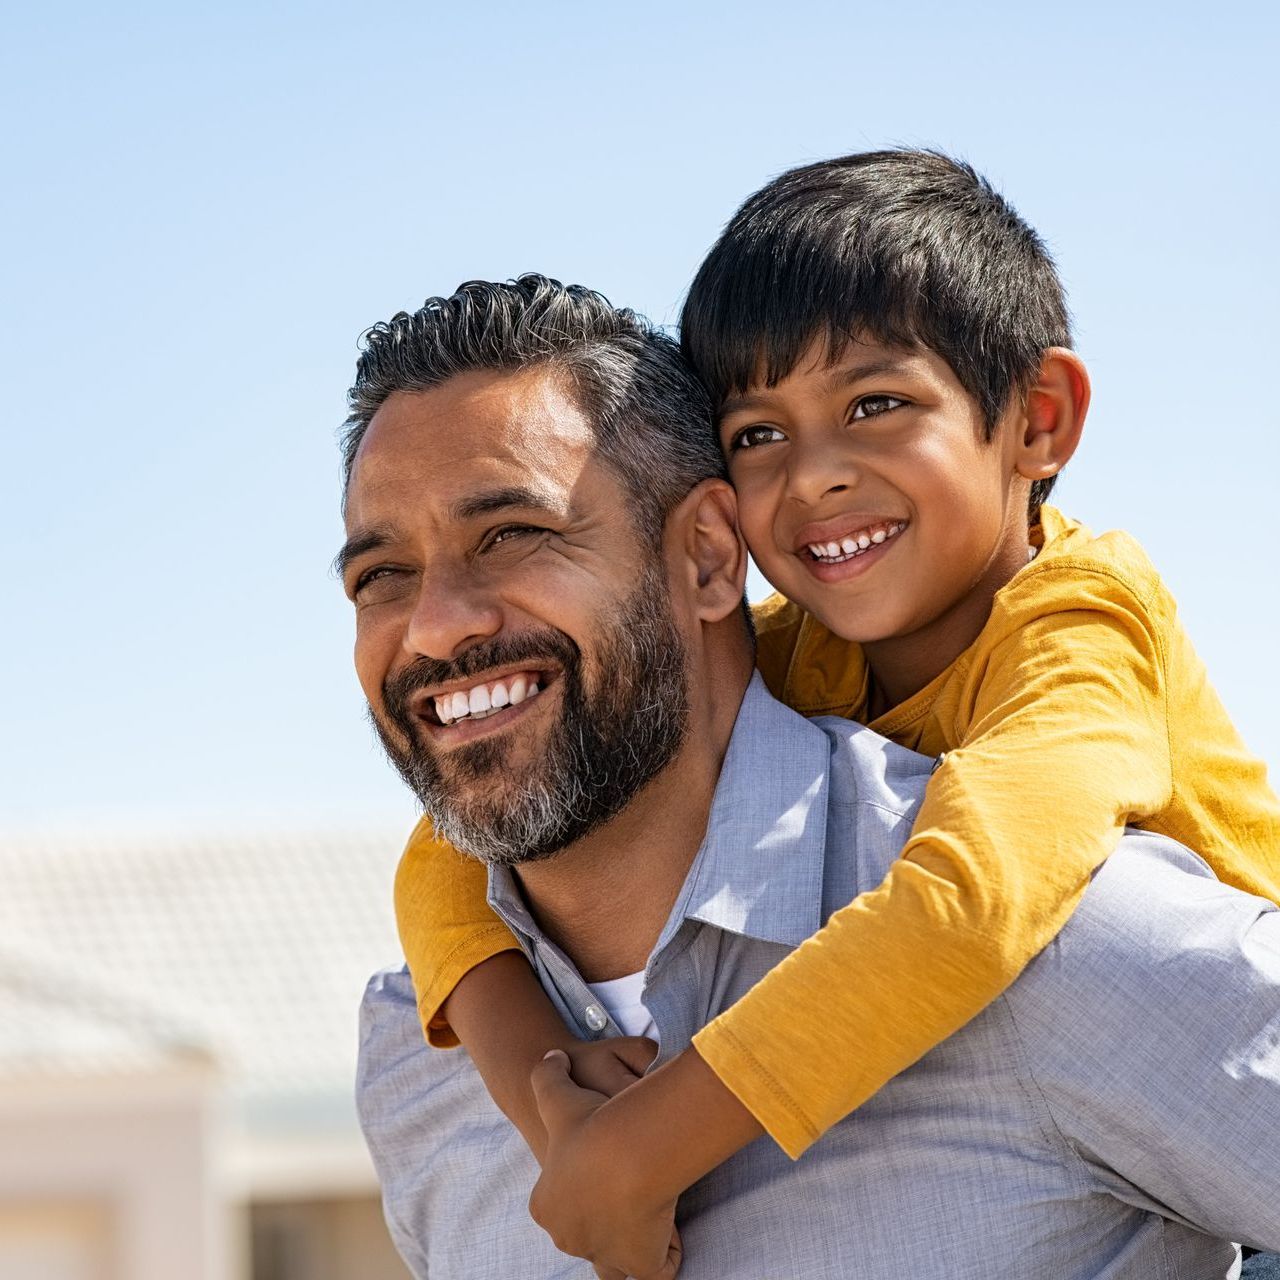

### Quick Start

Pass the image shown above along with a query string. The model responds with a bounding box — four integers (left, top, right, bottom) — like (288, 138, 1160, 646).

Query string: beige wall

(0, 1201, 112, 1280)
(0, 1070, 411, 1280)
(0, 1068, 232, 1280)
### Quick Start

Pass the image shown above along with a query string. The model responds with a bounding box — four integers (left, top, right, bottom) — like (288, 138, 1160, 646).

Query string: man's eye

(353, 566, 408, 604)
(851, 395, 906, 420)
(486, 524, 543, 549)
(729, 424, 786, 451)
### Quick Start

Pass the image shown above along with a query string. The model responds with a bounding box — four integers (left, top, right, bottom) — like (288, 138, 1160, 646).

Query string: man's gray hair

(342, 274, 724, 541)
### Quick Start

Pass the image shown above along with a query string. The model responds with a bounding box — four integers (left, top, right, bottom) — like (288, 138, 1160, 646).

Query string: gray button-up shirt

(357, 675, 1280, 1278)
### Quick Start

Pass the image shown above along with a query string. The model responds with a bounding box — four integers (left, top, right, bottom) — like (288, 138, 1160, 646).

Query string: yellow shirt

(394, 507, 1280, 1157)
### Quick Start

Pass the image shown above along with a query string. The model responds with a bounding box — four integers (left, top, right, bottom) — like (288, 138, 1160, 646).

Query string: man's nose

(785, 429, 858, 506)
(402, 566, 504, 662)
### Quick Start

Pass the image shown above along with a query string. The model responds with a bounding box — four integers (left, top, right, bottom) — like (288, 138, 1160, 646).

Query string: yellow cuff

(414, 926, 525, 1049)
(692, 1019, 819, 1160)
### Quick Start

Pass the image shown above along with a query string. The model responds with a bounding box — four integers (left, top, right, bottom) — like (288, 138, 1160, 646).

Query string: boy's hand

(562, 1035, 658, 1099)
(529, 1049, 681, 1279)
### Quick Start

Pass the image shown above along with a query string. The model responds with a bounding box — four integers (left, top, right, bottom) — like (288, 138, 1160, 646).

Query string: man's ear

(1015, 348, 1090, 483)
(665, 479, 748, 623)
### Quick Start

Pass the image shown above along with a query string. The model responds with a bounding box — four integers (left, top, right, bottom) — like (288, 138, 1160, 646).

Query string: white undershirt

(585, 970, 657, 1040)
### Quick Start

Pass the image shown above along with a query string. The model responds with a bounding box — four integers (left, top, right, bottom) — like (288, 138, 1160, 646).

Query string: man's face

(340, 367, 689, 865)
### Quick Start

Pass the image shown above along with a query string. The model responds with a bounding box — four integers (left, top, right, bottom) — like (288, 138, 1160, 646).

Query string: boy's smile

(794, 515, 908, 583)
(719, 336, 1038, 700)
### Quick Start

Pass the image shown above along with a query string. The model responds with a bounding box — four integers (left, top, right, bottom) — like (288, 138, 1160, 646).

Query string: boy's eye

(729, 424, 786, 451)
(851, 394, 906, 420)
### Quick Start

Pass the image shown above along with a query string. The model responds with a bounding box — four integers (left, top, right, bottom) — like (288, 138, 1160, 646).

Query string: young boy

(393, 150, 1280, 1277)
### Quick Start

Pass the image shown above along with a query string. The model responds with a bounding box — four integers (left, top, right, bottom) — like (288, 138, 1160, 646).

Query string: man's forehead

(345, 368, 598, 525)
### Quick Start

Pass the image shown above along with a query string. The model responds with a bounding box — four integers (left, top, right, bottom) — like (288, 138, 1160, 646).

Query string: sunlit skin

(719, 336, 1088, 714)
(341, 370, 631, 812)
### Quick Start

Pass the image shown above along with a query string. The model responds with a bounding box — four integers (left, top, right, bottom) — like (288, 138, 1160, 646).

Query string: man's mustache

(381, 628, 580, 734)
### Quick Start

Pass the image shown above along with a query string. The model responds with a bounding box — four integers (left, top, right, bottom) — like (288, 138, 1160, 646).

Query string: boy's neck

(861, 533, 1033, 715)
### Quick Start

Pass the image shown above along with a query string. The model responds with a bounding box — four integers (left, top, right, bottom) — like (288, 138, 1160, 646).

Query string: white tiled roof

(0, 939, 212, 1079)
(0, 829, 406, 1126)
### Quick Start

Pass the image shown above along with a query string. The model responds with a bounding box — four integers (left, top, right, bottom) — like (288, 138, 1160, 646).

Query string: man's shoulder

(812, 710, 934, 813)
(1009, 829, 1279, 1051)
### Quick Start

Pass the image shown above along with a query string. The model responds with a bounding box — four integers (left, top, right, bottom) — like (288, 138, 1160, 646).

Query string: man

(344, 275, 1280, 1278)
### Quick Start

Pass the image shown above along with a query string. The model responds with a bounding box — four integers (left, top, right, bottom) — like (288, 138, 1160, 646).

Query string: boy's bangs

(683, 234, 930, 411)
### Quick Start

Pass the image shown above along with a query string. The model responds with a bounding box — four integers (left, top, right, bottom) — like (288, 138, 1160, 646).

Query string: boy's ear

(1015, 348, 1090, 483)
(665, 478, 748, 623)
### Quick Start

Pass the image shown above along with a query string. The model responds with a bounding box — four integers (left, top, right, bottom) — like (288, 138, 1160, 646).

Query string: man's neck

(513, 669, 750, 982)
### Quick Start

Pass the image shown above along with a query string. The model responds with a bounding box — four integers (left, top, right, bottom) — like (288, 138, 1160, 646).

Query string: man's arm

(1011, 832, 1280, 1249)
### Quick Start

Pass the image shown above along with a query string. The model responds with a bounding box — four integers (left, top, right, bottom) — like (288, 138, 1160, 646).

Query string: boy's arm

(693, 570, 1175, 1155)
(531, 1045, 761, 1278)
(395, 821, 659, 1161)
(394, 817, 525, 1048)
(525, 569, 1180, 1274)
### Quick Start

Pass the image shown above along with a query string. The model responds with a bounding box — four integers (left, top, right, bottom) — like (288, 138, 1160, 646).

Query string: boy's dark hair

(343, 274, 724, 543)
(681, 149, 1072, 519)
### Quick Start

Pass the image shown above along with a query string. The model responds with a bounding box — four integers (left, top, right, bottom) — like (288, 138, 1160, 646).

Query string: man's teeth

(434, 676, 542, 726)
(807, 522, 905, 564)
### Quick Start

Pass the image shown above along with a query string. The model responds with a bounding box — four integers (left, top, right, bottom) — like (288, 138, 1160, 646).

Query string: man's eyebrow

(332, 525, 397, 579)
(450, 486, 564, 522)
(717, 357, 916, 419)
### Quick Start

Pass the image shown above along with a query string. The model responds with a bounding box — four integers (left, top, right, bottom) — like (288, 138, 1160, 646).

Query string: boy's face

(718, 336, 1034, 651)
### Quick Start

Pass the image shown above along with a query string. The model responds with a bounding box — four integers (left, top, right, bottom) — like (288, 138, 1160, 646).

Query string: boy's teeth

(491, 681, 509, 708)
(468, 684, 491, 715)
(807, 522, 905, 563)
(509, 674, 528, 704)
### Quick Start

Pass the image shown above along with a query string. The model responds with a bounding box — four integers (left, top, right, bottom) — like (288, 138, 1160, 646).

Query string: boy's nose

(786, 434, 859, 506)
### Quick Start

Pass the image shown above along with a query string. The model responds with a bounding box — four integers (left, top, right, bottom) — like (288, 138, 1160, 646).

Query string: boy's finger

(611, 1035, 659, 1078)
(530, 1049, 599, 1128)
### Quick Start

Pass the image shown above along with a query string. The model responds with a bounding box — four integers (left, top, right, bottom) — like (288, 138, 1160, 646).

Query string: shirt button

(582, 1004, 608, 1032)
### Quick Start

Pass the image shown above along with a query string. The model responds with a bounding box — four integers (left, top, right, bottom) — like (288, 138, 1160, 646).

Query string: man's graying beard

(373, 565, 690, 866)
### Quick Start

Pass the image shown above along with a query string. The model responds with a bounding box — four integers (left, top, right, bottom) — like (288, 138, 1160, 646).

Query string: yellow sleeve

(693, 565, 1175, 1157)
(394, 815, 524, 1048)
(750, 592, 807, 702)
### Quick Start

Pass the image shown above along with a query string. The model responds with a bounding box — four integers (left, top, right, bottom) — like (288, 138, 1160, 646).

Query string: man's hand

(529, 1049, 682, 1280)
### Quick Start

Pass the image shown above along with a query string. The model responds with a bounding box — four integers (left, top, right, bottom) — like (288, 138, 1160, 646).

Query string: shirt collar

(487, 673, 831, 954)
(663, 673, 829, 949)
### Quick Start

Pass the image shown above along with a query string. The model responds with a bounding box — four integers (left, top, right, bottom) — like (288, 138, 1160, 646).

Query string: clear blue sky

(2, 0, 1276, 835)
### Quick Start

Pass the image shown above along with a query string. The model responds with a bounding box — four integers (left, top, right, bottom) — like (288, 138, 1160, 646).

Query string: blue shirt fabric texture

(357, 674, 1280, 1279)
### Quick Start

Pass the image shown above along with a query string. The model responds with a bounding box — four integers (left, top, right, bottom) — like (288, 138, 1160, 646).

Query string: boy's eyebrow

(820, 356, 916, 395)
(718, 356, 916, 418)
